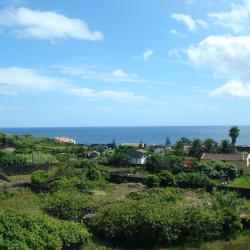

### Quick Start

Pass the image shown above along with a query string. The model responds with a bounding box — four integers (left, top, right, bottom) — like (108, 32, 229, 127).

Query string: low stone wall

(219, 186, 250, 199)
(13, 183, 51, 192)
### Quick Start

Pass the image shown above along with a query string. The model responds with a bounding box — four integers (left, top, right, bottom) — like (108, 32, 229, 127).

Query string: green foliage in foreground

(0, 209, 90, 250)
(42, 191, 109, 222)
(90, 200, 242, 247)
(31, 170, 48, 185)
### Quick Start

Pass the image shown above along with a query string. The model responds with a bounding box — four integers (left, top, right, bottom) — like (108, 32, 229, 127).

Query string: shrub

(42, 191, 108, 222)
(31, 170, 48, 185)
(146, 154, 184, 174)
(0, 151, 26, 170)
(0, 209, 90, 249)
(50, 177, 78, 192)
(91, 201, 183, 246)
(86, 167, 102, 181)
(91, 200, 242, 247)
(211, 190, 245, 211)
(158, 170, 176, 186)
(145, 154, 166, 173)
(182, 206, 223, 242)
(219, 208, 243, 238)
(145, 175, 160, 188)
(165, 155, 184, 174)
(175, 172, 214, 187)
(108, 153, 131, 167)
(197, 161, 238, 180)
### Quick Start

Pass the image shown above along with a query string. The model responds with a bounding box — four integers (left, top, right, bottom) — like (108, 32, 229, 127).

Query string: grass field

(230, 176, 250, 188)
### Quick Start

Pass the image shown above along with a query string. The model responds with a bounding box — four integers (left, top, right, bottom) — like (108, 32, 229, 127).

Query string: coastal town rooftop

(54, 136, 76, 144)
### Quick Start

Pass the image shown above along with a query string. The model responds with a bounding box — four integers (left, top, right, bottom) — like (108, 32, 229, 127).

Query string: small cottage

(201, 152, 250, 175)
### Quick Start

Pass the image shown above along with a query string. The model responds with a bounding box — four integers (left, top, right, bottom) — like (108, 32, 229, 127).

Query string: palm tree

(203, 138, 217, 153)
(190, 138, 203, 158)
(229, 126, 240, 148)
(219, 139, 233, 153)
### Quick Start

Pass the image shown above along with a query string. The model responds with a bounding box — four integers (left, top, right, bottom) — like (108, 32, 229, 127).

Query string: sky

(0, 0, 250, 127)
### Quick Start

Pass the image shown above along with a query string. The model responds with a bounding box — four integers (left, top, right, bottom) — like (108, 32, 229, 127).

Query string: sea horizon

(1, 126, 250, 146)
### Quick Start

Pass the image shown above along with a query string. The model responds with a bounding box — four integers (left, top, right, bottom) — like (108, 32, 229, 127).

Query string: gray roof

(201, 153, 247, 161)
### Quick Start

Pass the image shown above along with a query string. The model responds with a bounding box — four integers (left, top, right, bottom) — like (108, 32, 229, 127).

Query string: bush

(165, 155, 184, 174)
(86, 167, 102, 181)
(158, 170, 176, 186)
(108, 152, 131, 167)
(197, 161, 238, 180)
(50, 177, 78, 192)
(91, 201, 183, 246)
(42, 191, 108, 222)
(145, 154, 166, 173)
(0, 151, 26, 170)
(0, 209, 90, 249)
(211, 190, 245, 211)
(175, 172, 214, 187)
(31, 170, 48, 185)
(146, 154, 184, 174)
(91, 200, 242, 247)
(145, 175, 160, 188)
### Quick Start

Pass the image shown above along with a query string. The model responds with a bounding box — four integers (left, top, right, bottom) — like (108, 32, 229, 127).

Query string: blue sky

(0, 0, 250, 127)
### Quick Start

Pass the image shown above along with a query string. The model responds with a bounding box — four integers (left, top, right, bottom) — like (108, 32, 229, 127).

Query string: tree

(165, 137, 171, 146)
(108, 152, 131, 167)
(219, 140, 234, 153)
(145, 154, 166, 173)
(179, 137, 191, 145)
(165, 155, 184, 174)
(190, 139, 203, 158)
(203, 138, 217, 153)
(229, 126, 240, 148)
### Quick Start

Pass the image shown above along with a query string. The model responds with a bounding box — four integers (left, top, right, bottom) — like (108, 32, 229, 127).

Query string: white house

(128, 149, 147, 165)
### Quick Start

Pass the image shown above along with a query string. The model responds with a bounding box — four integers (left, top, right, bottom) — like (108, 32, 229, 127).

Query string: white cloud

(0, 67, 68, 92)
(67, 87, 149, 103)
(187, 35, 250, 98)
(112, 69, 129, 78)
(208, 0, 250, 33)
(171, 13, 208, 31)
(187, 35, 250, 80)
(0, 7, 103, 41)
(209, 80, 250, 98)
(143, 49, 154, 60)
(58, 65, 139, 82)
(169, 29, 182, 36)
(171, 13, 196, 31)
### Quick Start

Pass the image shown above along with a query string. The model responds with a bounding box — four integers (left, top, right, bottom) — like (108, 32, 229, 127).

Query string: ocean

(1, 126, 250, 146)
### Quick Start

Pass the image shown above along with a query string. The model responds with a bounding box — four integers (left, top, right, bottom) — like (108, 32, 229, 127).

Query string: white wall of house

(247, 155, 250, 167)
(131, 156, 146, 165)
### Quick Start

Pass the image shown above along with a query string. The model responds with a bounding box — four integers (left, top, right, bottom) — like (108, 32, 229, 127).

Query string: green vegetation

(229, 176, 250, 188)
(91, 200, 242, 247)
(0, 209, 89, 249)
(0, 131, 249, 249)
(197, 161, 238, 180)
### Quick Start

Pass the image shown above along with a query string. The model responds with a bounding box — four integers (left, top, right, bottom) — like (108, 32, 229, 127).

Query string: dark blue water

(1, 126, 250, 145)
